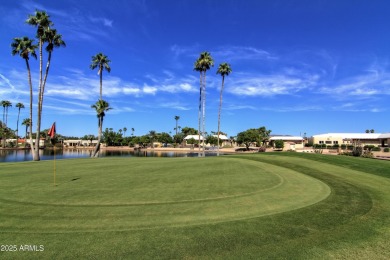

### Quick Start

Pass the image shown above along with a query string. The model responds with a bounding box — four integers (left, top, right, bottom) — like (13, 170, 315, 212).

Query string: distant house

(312, 133, 390, 147)
(63, 139, 98, 147)
(183, 135, 204, 146)
(269, 136, 305, 151)
(212, 134, 230, 147)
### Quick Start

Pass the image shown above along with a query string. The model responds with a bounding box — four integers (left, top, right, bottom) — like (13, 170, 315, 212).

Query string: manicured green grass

(0, 154, 389, 259)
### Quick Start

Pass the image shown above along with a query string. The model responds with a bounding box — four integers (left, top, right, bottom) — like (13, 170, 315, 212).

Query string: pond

(0, 148, 220, 162)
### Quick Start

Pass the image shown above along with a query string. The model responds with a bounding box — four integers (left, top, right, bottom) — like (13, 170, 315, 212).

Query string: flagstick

(53, 145, 56, 186)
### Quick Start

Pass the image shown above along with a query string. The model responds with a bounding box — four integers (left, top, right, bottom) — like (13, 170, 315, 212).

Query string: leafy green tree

(157, 132, 173, 144)
(90, 53, 111, 101)
(236, 127, 271, 151)
(236, 129, 259, 151)
(11, 36, 37, 153)
(206, 135, 218, 147)
(181, 127, 198, 136)
(194, 51, 214, 156)
(216, 62, 232, 155)
(173, 133, 185, 145)
(91, 99, 112, 157)
(274, 140, 285, 150)
(256, 126, 271, 147)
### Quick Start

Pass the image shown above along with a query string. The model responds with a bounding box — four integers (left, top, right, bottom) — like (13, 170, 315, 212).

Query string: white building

(269, 136, 305, 150)
(312, 133, 390, 147)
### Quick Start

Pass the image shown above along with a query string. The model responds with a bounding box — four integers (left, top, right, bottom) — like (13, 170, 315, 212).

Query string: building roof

(184, 135, 204, 140)
(269, 136, 304, 141)
(312, 133, 390, 139)
(212, 134, 229, 140)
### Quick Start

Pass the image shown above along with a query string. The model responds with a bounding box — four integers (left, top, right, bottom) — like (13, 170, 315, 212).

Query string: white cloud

(213, 46, 278, 61)
(228, 73, 318, 97)
(142, 85, 158, 95)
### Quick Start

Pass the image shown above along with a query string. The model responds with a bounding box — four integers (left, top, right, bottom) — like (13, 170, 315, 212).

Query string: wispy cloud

(213, 46, 278, 61)
(88, 16, 113, 27)
(227, 73, 319, 97)
(319, 69, 390, 98)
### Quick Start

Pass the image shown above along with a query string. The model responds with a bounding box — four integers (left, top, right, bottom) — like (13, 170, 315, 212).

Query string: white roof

(313, 133, 384, 139)
(379, 133, 390, 138)
(269, 136, 304, 141)
(212, 134, 229, 140)
(184, 135, 204, 140)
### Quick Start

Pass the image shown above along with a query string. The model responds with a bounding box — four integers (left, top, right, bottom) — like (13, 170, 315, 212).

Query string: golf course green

(1, 153, 389, 259)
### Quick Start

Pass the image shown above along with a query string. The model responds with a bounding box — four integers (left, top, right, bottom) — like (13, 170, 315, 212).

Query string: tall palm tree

(216, 63, 232, 156)
(27, 10, 64, 161)
(90, 53, 111, 100)
(123, 127, 127, 137)
(11, 37, 37, 154)
(131, 128, 135, 136)
(91, 99, 112, 157)
(194, 52, 214, 157)
(174, 116, 180, 135)
(41, 28, 65, 112)
(15, 103, 25, 143)
(22, 118, 31, 147)
(1, 101, 12, 148)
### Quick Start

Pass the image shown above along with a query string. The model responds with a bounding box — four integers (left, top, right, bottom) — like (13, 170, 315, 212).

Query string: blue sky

(1, 0, 389, 138)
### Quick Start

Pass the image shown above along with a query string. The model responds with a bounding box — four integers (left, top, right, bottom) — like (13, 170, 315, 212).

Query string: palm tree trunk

(16, 108, 21, 149)
(198, 72, 203, 157)
(2, 107, 5, 148)
(25, 59, 35, 158)
(217, 75, 225, 156)
(201, 71, 206, 157)
(34, 38, 44, 161)
(99, 66, 103, 101)
(92, 116, 103, 157)
(40, 51, 52, 116)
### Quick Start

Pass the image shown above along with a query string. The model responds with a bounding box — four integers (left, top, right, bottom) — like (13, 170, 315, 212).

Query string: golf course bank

(1, 153, 389, 259)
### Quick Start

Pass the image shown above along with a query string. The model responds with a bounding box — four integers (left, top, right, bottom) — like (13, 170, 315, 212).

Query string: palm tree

(41, 28, 65, 111)
(15, 103, 25, 144)
(22, 118, 31, 147)
(123, 127, 127, 137)
(90, 53, 111, 100)
(216, 63, 232, 156)
(11, 37, 37, 154)
(27, 10, 64, 161)
(194, 52, 214, 156)
(91, 99, 112, 157)
(131, 128, 135, 136)
(1, 101, 12, 148)
(174, 116, 180, 135)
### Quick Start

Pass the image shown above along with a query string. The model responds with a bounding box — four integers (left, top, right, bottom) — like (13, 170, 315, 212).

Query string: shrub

(384, 147, 389, 152)
(274, 140, 284, 149)
(372, 147, 381, 152)
(340, 144, 347, 149)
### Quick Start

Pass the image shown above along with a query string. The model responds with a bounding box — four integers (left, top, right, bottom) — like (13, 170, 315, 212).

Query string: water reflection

(0, 149, 218, 162)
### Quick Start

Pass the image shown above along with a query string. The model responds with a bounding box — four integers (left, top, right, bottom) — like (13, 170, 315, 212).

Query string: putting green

(0, 157, 330, 232)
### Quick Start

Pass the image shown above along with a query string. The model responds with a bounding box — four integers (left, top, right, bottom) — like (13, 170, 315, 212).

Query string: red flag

(48, 122, 56, 138)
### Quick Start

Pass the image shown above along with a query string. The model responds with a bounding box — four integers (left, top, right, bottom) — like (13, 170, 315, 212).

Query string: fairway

(1, 153, 390, 259)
